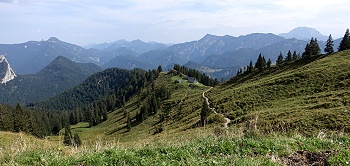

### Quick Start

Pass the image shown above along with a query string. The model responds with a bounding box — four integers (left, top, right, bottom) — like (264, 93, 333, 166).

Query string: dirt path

(202, 87, 231, 128)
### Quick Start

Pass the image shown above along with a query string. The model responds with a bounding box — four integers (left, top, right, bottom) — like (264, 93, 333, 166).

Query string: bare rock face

(0, 55, 16, 84)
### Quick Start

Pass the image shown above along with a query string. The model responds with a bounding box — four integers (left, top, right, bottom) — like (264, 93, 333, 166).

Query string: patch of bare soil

(281, 150, 335, 166)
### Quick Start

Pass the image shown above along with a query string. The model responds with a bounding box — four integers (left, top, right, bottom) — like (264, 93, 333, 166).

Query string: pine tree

(28, 112, 41, 138)
(255, 53, 266, 71)
(262, 56, 267, 69)
(311, 38, 321, 56)
(292, 51, 300, 61)
(200, 100, 211, 127)
(157, 65, 163, 73)
(302, 43, 311, 58)
(63, 125, 72, 146)
(248, 60, 254, 73)
(267, 58, 272, 68)
(13, 103, 27, 132)
(286, 50, 293, 62)
(338, 28, 350, 52)
(0, 104, 3, 131)
(73, 133, 82, 147)
(324, 34, 334, 55)
(303, 38, 320, 58)
(277, 52, 284, 66)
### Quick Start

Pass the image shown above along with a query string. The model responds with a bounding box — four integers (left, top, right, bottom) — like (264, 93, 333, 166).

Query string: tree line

(0, 103, 65, 138)
(236, 28, 350, 76)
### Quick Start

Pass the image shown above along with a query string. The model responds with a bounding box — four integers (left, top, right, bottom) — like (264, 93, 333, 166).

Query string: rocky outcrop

(0, 55, 16, 83)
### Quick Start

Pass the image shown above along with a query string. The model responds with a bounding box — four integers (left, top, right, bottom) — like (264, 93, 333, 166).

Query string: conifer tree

(324, 34, 334, 55)
(13, 103, 27, 132)
(311, 38, 321, 56)
(200, 100, 211, 127)
(302, 43, 310, 58)
(267, 58, 272, 68)
(248, 60, 254, 73)
(262, 56, 267, 69)
(73, 133, 82, 147)
(157, 65, 163, 73)
(302, 38, 320, 58)
(338, 28, 350, 52)
(0, 104, 3, 131)
(286, 50, 293, 62)
(255, 53, 266, 71)
(277, 52, 284, 65)
(63, 125, 72, 146)
(292, 51, 300, 61)
(28, 112, 41, 138)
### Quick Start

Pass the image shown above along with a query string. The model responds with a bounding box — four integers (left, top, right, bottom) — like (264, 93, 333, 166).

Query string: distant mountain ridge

(0, 55, 16, 83)
(88, 39, 168, 53)
(0, 37, 103, 74)
(167, 33, 286, 63)
(0, 27, 340, 79)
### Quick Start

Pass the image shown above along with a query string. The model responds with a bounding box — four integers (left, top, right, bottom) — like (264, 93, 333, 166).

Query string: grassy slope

(1, 130, 349, 165)
(2, 51, 350, 165)
(66, 72, 210, 142)
(208, 50, 350, 134)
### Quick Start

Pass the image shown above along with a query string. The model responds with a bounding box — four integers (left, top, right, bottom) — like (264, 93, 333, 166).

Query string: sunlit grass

(1, 130, 349, 165)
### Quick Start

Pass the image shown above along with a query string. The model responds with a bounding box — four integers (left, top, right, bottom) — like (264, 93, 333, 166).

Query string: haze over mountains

(0, 27, 338, 74)
(0, 27, 343, 105)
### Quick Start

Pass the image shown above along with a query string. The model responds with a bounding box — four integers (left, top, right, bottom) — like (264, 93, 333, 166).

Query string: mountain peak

(279, 27, 328, 41)
(47, 37, 61, 42)
(0, 55, 16, 84)
(199, 34, 219, 41)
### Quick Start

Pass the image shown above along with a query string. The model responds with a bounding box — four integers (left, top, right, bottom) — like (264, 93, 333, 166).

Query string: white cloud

(0, 0, 349, 45)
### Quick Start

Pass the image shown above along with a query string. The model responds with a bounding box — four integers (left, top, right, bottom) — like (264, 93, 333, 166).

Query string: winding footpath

(202, 87, 231, 128)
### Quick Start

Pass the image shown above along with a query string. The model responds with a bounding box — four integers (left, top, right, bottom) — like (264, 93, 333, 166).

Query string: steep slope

(0, 55, 16, 83)
(207, 50, 350, 134)
(0, 56, 102, 105)
(67, 51, 350, 142)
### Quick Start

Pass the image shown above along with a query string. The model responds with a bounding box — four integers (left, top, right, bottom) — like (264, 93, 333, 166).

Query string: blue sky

(0, 0, 348, 46)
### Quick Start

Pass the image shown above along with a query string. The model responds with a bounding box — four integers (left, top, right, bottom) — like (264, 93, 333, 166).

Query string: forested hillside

(0, 56, 102, 105)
